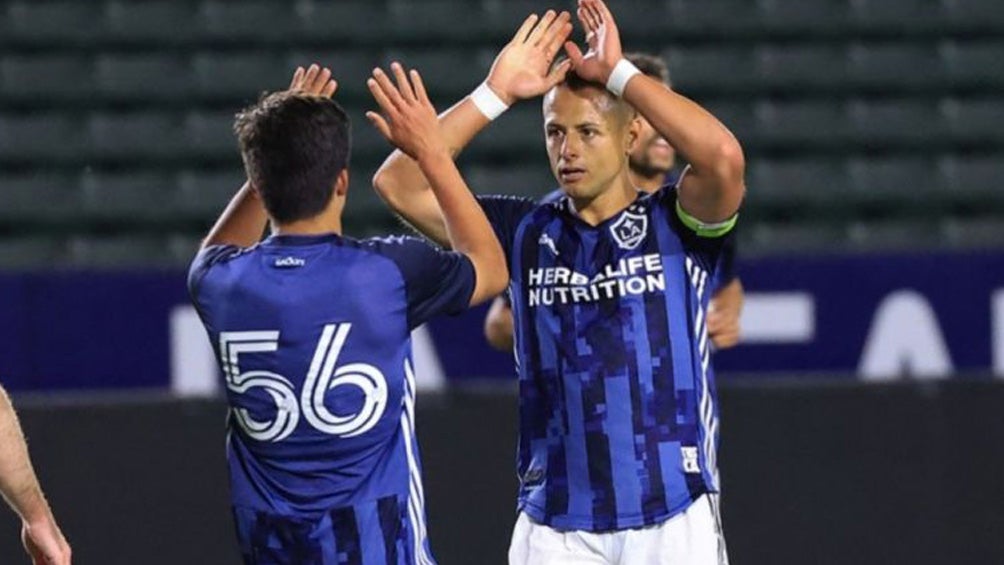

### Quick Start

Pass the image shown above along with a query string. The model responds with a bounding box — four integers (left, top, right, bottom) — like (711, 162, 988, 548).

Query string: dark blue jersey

(188, 233, 475, 563)
(540, 174, 737, 293)
(479, 182, 736, 532)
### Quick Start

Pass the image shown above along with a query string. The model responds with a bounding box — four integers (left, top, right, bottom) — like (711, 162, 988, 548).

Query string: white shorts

(508, 494, 728, 565)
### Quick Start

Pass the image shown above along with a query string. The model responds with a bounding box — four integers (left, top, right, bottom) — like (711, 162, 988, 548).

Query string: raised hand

(366, 63, 447, 161)
(564, 0, 624, 85)
(287, 63, 338, 98)
(485, 10, 573, 105)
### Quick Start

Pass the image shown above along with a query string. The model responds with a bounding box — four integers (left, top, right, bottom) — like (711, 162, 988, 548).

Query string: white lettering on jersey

(273, 256, 306, 268)
(219, 323, 388, 442)
(300, 323, 388, 438)
(526, 253, 666, 306)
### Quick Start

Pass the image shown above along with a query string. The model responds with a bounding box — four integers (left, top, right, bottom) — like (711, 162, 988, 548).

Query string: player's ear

(625, 112, 641, 154)
(333, 168, 349, 197)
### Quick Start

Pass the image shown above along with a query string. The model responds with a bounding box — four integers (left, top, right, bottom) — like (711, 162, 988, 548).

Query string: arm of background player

(200, 65, 339, 249)
(0, 386, 72, 565)
(372, 10, 572, 248)
(484, 296, 516, 351)
(707, 233, 744, 349)
(566, 0, 745, 223)
(368, 63, 508, 305)
(708, 279, 744, 349)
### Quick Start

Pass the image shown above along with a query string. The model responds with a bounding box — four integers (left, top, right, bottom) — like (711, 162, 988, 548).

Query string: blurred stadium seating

(1, 3, 1003, 564)
(1, 0, 1003, 267)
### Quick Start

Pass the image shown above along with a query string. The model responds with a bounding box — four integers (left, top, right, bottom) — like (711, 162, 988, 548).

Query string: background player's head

(624, 53, 676, 184)
(235, 91, 352, 226)
(543, 61, 639, 201)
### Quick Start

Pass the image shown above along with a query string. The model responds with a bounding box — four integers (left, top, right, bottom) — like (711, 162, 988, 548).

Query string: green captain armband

(675, 200, 738, 238)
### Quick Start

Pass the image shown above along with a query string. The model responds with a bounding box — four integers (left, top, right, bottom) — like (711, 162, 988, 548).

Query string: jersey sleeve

(711, 229, 739, 292)
(374, 237, 478, 330)
(187, 244, 243, 300)
(659, 171, 739, 275)
(476, 195, 538, 266)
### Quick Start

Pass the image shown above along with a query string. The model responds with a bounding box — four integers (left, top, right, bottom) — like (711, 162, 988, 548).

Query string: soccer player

(0, 385, 71, 565)
(188, 63, 507, 563)
(483, 52, 745, 353)
(373, 1, 744, 562)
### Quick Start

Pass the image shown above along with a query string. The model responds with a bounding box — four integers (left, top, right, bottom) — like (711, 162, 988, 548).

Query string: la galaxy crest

(610, 210, 648, 250)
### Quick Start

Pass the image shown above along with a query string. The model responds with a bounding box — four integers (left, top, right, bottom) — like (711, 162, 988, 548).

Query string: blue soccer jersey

(188, 233, 476, 564)
(538, 171, 738, 294)
(480, 180, 736, 532)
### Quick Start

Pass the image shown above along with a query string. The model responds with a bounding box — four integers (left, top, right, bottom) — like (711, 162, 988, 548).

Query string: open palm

(366, 63, 446, 161)
(564, 0, 624, 85)
(486, 10, 573, 104)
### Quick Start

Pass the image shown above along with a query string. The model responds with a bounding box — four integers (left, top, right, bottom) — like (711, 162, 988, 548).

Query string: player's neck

(571, 173, 638, 226)
(272, 214, 343, 237)
(272, 196, 345, 237)
(273, 217, 343, 235)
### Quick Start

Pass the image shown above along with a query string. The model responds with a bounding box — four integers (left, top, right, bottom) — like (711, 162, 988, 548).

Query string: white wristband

(470, 82, 510, 121)
(606, 59, 642, 98)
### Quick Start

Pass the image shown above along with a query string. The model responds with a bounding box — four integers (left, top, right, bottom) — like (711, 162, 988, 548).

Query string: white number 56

(219, 323, 388, 442)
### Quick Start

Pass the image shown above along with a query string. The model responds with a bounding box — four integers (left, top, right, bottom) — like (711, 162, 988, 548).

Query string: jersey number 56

(218, 323, 388, 442)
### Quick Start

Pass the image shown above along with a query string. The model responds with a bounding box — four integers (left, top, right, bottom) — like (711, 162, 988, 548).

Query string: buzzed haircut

(550, 57, 636, 124)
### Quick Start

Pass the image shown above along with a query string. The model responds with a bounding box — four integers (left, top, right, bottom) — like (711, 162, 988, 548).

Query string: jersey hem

(516, 489, 715, 532)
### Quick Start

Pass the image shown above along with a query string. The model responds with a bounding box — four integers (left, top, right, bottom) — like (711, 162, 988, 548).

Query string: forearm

(416, 149, 508, 302)
(623, 75, 744, 217)
(625, 76, 742, 175)
(484, 297, 515, 352)
(0, 387, 50, 523)
(373, 98, 492, 244)
(708, 278, 744, 349)
(374, 8, 570, 240)
(201, 182, 269, 249)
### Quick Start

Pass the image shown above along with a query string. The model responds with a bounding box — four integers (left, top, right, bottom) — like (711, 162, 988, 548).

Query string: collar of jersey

(558, 190, 647, 230)
(263, 233, 342, 246)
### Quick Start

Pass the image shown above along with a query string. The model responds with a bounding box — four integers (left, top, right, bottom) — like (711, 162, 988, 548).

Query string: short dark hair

(550, 57, 635, 123)
(234, 91, 351, 224)
(625, 52, 671, 87)
(550, 51, 671, 89)
(561, 65, 604, 93)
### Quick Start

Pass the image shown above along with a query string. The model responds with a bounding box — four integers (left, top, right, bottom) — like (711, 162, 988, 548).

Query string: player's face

(543, 85, 633, 200)
(629, 114, 676, 178)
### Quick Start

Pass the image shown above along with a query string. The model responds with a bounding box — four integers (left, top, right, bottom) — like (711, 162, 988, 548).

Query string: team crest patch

(610, 211, 648, 250)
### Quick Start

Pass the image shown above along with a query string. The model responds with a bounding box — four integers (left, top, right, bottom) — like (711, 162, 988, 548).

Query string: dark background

(1, 0, 1003, 563)
(1, 381, 1001, 564)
